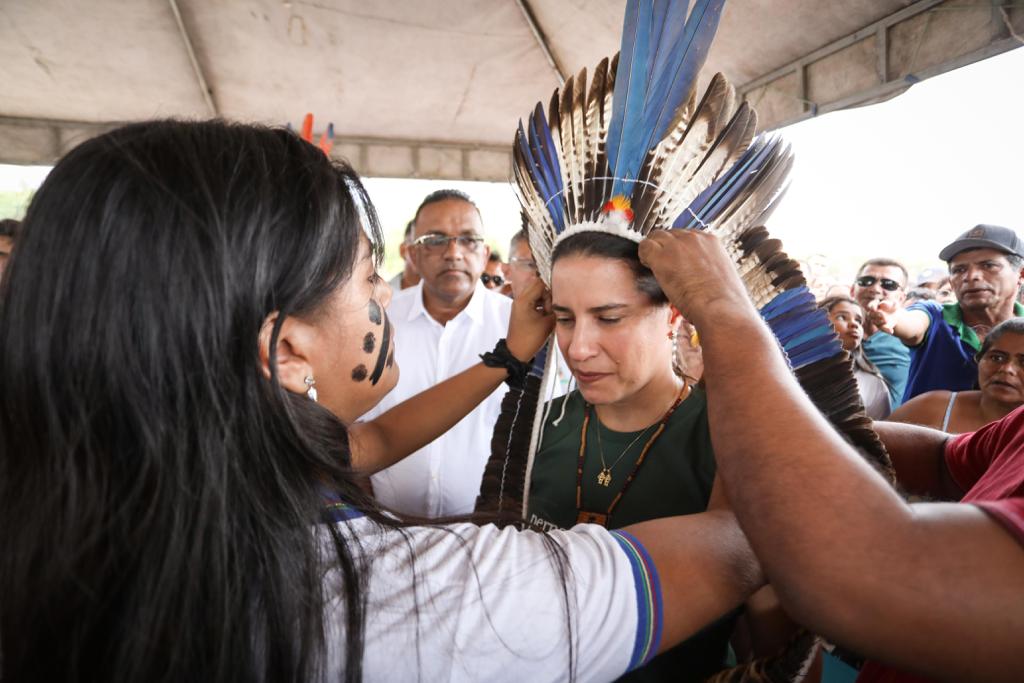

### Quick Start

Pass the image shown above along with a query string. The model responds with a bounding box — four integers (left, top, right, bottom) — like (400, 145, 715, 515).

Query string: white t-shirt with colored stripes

(323, 508, 662, 682)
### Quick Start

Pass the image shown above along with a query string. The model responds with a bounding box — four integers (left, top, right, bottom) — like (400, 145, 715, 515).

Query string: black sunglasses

(855, 275, 902, 291)
(481, 273, 505, 287)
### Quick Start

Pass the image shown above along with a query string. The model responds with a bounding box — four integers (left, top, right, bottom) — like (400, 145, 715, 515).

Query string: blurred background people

(363, 189, 511, 518)
(387, 219, 421, 291)
(873, 224, 1024, 402)
(482, 250, 509, 296)
(887, 318, 1024, 433)
(0, 218, 18, 277)
(820, 296, 891, 419)
(851, 258, 910, 409)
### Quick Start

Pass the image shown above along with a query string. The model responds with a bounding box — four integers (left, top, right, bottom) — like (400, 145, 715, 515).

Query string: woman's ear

(258, 312, 315, 396)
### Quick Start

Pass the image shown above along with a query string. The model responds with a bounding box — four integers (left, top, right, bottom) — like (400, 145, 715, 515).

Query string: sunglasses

(481, 273, 505, 287)
(411, 234, 485, 253)
(855, 275, 902, 291)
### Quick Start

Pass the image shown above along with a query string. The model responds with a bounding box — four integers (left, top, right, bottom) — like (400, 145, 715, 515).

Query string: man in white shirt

(364, 190, 512, 517)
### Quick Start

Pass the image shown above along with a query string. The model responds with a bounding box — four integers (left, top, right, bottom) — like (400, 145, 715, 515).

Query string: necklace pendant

(597, 468, 611, 487)
(577, 510, 608, 526)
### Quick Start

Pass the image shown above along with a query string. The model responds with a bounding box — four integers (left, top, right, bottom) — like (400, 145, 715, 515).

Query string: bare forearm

(698, 311, 1024, 681)
(350, 363, 507, 473)
(694, 309, 911, 617)
(871, 421, 958, 499)
(637, 230, 1024, 679)
(890, 309, 929, 346)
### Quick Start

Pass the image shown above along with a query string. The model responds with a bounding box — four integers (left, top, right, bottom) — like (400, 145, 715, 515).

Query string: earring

(304, 376, 318, 402)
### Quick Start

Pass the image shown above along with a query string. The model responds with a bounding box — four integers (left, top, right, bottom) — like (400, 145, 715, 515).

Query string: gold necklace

(575, 384, 689, 527)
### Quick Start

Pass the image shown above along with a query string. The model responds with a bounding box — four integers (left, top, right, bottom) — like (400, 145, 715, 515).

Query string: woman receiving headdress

(476, 0, 896, 680)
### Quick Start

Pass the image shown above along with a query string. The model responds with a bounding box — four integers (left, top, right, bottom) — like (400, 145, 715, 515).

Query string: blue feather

(527, 113, 566, 232)
(606, 1, 654, 195)
(759, 286, 813, 319)
(787, 333, 844, 368)
(606, 0, 725, 197)
(532, 105, 568, 229)
(759, 288, 843, 368)
(643, 0, 724, 153)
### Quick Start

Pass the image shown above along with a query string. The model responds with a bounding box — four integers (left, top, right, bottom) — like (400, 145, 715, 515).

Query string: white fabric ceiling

(1, 0, 1021, 178)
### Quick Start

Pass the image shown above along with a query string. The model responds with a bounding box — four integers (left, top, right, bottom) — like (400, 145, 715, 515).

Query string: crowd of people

(1, 128, 1022, 680)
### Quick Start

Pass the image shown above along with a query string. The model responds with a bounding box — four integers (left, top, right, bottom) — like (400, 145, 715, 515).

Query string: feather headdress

(478, 1, 896, 679)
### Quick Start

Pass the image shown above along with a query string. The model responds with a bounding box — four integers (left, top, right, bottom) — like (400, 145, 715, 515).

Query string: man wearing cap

(871, 224, 1024, 402)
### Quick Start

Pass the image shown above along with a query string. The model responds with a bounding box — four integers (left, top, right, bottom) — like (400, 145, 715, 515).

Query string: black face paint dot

(368, 300, 382, 325)
(363, 332, 376, 354)
(386, 350, 394, 368)
(351, 365, 368, 382)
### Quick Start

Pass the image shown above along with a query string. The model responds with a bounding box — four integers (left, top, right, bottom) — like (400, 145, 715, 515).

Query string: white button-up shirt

(362, 281, 512, 518)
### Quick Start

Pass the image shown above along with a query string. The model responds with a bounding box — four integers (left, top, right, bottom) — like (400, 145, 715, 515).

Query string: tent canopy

(1, 0, 1021, 179)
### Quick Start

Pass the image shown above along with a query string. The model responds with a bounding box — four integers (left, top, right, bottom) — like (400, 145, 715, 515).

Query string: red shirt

(857, 405, 1024, 683)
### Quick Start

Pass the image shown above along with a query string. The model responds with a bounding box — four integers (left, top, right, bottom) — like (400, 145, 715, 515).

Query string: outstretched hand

(639, 230, 753, 328)
(864, 298, 901, 334)
(506, 278, 554, 362)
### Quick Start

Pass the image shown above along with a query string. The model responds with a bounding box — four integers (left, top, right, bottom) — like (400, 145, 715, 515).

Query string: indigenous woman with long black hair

(0, 120, 767, 682)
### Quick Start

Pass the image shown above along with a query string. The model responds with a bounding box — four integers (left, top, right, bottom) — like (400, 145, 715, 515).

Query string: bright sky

(2, 45, 1022, 283)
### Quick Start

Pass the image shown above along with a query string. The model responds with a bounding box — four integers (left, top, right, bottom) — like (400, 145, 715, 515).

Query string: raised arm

(348, 279, 553, 473)
(865, 298, 930, 347)
(638, 230, 1024, 683)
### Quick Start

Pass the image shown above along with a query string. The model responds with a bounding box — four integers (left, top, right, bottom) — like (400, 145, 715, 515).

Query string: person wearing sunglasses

(851, 258, 911, 410)
(868, 225, 1024, 403)
(482, 251, 510, 296)
(360, 189, 517, 519)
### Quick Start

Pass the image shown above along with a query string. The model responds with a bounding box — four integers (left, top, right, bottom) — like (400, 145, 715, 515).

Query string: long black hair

(0, 120, 387, 682)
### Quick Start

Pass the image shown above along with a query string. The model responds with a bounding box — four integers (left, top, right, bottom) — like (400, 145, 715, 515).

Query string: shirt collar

(407, 280, 488, 324)
(943, 301, 1024, 352)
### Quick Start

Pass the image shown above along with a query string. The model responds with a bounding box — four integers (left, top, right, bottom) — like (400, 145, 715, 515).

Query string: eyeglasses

(855, 275, 902, 291)
(481, 273, 505, 287)
(411, 233, 485, 253)
(508, 257, 538, 272)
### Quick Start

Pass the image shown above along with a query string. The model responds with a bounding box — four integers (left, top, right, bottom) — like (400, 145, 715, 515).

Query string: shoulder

(907, 300, 943, 321)
(887, 390, 952, 427)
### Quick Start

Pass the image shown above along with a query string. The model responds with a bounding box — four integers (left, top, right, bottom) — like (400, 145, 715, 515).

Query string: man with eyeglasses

(362, 189, 515, 518)
(871, 225, 1024, 403)
(503, 227, 539, 300)
(851, 258, 912, 409)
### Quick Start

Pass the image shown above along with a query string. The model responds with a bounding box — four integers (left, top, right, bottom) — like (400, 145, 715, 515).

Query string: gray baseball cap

(938, 224, 1024, 262)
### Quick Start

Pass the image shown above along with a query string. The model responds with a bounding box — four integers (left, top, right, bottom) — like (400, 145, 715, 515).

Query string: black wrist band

(480, 338, 532, 390)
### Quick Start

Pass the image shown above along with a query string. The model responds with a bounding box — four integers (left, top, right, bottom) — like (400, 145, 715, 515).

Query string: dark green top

(526, 387, 737, 682)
